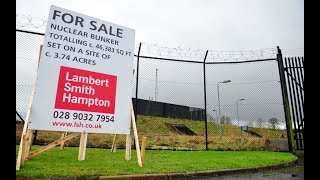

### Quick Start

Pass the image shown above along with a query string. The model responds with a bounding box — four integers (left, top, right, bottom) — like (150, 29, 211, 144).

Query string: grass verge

(16, 145, 297, 178)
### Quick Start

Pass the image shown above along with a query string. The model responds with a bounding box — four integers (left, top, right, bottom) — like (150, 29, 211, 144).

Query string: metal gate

(283, 57, 304, 150)
(277, 47, 304, 151)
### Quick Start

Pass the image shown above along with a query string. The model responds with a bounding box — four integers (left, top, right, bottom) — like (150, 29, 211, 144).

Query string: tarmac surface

(192, 156, 304, 180)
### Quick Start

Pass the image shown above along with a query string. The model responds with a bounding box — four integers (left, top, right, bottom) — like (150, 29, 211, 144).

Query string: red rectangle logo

(55, 66, 117, 114)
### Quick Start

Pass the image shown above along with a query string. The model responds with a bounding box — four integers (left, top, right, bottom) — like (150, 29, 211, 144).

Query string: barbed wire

(207, 48, 277, 62)
(140, 42, 206, 61)
(17, 14, 302, 62)
(16, 14, 47, 30)
(138, 42, 280, 63)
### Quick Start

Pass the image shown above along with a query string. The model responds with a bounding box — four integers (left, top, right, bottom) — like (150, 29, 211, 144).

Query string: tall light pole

(236, 98, 245, 136)
(217, 80, 231, 140)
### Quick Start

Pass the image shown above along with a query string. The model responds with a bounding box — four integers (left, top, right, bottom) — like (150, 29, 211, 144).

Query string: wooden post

(125, 134, 131, 161)
(78, 132, 88, 161)
(16, 45, 43, 170)
(26, 133, 80, 160)
(24, 130, 33, 160)
(16, 82, 36, 170)
(141, 137, 147, 165)
(37, 45, 43, 67)
(20, 134, 27, 166)
(131, 104, 142, 166)
(60, 132, 68, 149)
(111, 134, 117, 152)
(125, 69, 134, 161)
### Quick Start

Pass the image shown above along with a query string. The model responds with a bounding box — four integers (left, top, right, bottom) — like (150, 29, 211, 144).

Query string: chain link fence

(16, 27, 290, 151)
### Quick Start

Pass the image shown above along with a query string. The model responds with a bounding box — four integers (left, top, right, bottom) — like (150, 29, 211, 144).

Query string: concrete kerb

(99, 157, 299, 180)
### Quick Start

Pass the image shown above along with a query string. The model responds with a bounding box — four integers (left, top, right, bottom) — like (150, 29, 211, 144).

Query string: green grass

(16, 145, 297, 178)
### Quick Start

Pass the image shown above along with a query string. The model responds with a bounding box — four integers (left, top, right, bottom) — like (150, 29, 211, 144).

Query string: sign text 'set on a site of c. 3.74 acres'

(28, 5, 135, 134)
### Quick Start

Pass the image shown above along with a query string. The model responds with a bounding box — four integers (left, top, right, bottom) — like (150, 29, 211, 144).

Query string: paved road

(181, 156, 304, 180)
(195, 172, 304, 180)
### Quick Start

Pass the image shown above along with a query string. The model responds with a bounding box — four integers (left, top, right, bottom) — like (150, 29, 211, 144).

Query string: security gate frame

(277, 47, 304, 151)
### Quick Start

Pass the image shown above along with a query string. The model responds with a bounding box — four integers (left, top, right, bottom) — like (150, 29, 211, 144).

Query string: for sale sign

(28, 5, 135, 134)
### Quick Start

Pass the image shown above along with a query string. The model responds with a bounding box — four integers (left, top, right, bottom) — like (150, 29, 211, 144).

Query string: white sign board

(28, 5, 135, 134)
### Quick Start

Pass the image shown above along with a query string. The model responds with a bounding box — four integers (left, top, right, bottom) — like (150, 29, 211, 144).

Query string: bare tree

(268, 118, 280, 130)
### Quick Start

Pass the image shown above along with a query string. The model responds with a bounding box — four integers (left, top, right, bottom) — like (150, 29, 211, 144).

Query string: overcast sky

(16, 0, 304, 57)
(16, 0, 304, 128)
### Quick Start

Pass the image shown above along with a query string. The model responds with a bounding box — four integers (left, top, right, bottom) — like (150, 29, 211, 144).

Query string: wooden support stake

(124, 69, 134, 161)
(125, 134, 131, 161)
(26, 133, 80, 160)
(17, 45, 43, 170)
(111, 134, 117, 152)
(141, 137, 147, 165)
(131, 104, 142, 166)
(37, 45, 43, 67)
(16, 82, 36, 170)
(24, 130, 33, 160)
(20, 134, 27, 167)
(78, 132, 88, 160)
(60, 132, 68, 150)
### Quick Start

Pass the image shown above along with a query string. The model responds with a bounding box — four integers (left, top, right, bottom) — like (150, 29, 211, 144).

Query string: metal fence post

(203, 50, 209, 150)
(276, 46, 295, 152)
(135, 43, 142, 123)
(33, 130, 38, 145)
(16, 111, 25, 123)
